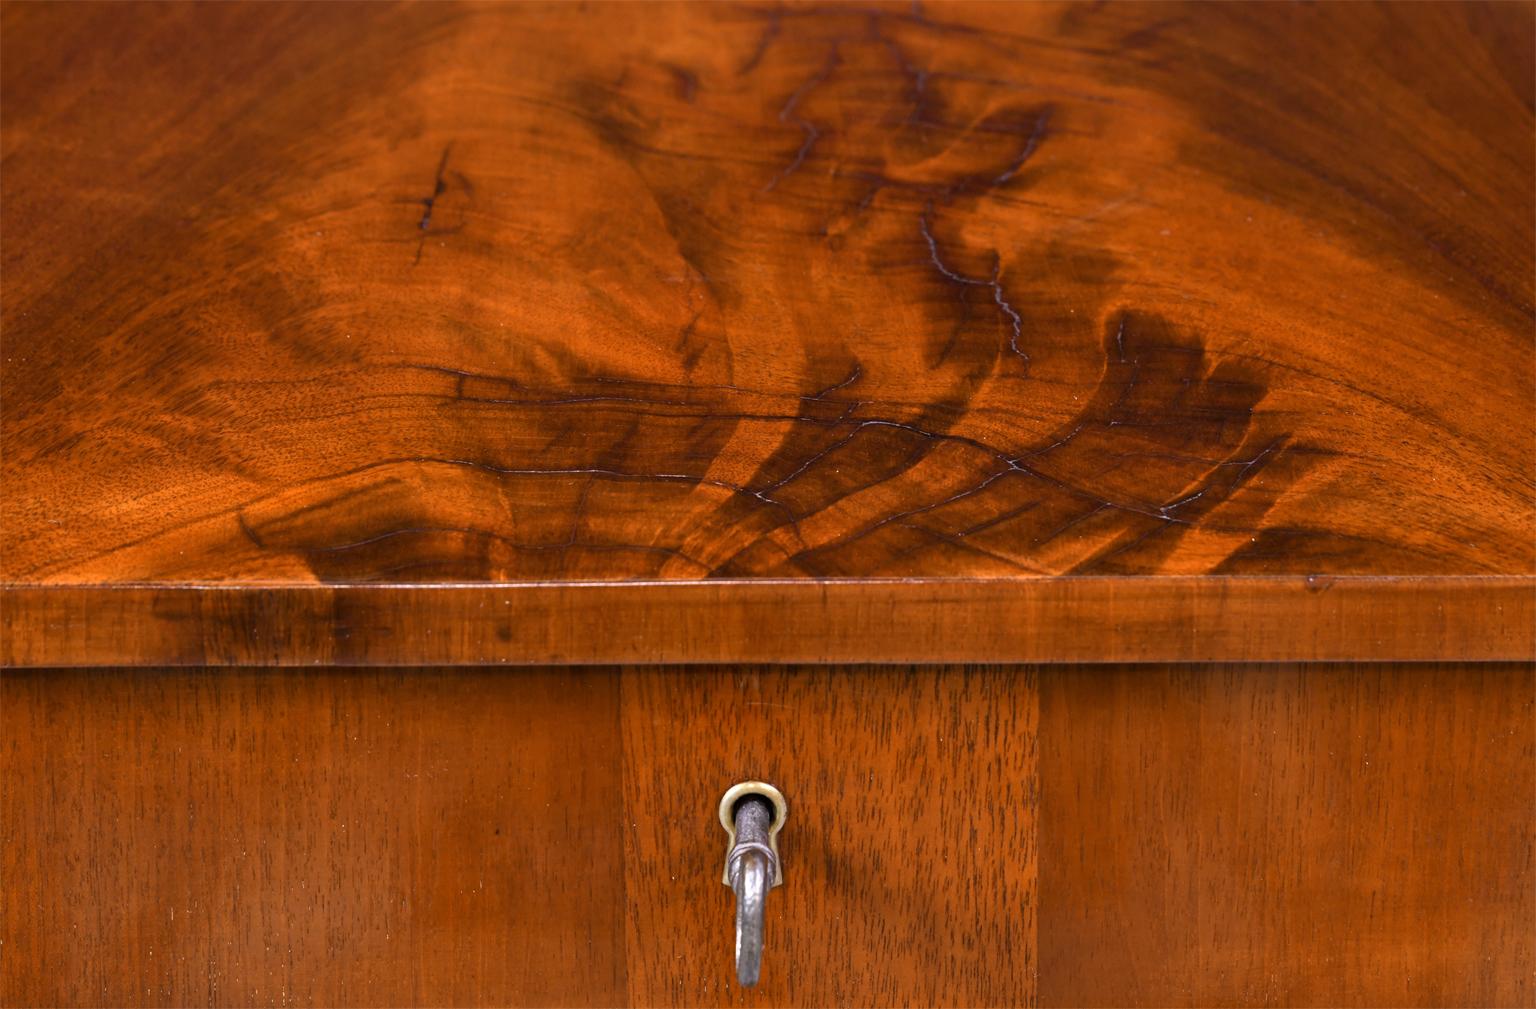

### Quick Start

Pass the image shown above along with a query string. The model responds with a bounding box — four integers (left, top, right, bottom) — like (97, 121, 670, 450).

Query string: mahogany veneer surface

(2, 1, 1533, 664)
(4, 663, 1531, 1007)
(1038, 662, 1536, 1008)
(2, 6, 1533, 1007)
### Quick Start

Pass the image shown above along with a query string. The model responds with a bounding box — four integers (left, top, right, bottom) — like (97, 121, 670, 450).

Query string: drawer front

(1, 668, 628, 1006)
(3, 664, 1531, 1006)
(621, 668, 1037, 1005)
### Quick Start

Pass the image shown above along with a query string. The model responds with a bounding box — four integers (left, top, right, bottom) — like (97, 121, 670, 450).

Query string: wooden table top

(3, 2, 1532, 665)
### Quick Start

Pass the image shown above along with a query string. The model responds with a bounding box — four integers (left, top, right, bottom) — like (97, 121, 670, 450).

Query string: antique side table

(2, 3, 1532, 1006)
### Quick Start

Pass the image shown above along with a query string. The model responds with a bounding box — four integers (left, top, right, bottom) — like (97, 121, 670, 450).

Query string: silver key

(718, 782, 787, 988)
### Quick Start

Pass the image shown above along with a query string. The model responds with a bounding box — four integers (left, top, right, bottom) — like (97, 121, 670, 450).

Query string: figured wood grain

(620, 665, 1037, 1007)
(2, 2, 1532, 659)
(4, 577, 1532, 668)
(0, 666, 627, 1007)
(1038, 662, 1536, 1008)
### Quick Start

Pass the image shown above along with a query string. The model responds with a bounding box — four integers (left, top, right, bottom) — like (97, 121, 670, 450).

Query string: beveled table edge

(2, 576, 1530, 667)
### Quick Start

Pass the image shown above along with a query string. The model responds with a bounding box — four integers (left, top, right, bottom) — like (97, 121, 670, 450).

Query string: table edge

(3, 576, 1530, 666)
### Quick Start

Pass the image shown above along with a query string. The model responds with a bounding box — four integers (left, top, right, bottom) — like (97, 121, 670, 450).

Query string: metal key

(718, 782, 787, 988)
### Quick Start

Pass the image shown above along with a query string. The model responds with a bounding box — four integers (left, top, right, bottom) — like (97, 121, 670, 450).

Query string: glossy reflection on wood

(2, 1, 1531, 594)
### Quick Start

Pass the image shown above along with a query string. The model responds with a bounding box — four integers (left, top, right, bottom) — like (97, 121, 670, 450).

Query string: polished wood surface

(4, 7, 1531, 1004)
(1038, 662, 1536, 1008)
(4, 577, 1532, 668)
(0, 667, 628, 1007)
(2, 2, 1532, 660)
(2, 664, 1039, 1007)
(5, 662, 1531, 1007)
(622, 665, 1036, 1006)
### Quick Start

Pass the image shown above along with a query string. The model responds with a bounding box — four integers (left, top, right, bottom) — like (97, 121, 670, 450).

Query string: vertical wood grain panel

(0, 668, 624, 1007)
(621, 666, 1038, 1007)
(1038, 662, 1536, 1008)
(7, 663, 1530, 1006)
